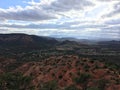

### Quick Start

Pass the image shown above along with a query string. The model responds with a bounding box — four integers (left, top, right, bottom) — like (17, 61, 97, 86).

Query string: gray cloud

(98, 0, 119, 2)
(0, 23, 70, 30)
(105, 18, 120, 25)
(103, 1, 120, 17)
(0, 21, 107, 30)
(0, 7, 56, 21)
(43, 0, 94, 12)
(103, 25, 120, 30)
(0, 28, 8, 31)
(0, 28, 9, 33)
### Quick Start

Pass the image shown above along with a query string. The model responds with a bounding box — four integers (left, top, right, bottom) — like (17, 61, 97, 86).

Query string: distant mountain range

(56, 37, 97, 44)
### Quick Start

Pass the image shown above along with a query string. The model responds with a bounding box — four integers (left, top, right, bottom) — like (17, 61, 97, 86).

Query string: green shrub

(87, 87, 100, 90)
(73, 73, 91, 90)
(0, 72, 34, 90)
(40, 80, 58, 90)
(64, 85, 79, 90)
(97, 79, 108, 90)
(73, 73, 91, 84)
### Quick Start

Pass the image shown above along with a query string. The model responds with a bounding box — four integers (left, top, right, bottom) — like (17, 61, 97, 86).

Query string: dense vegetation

(0, 72, 34, 90)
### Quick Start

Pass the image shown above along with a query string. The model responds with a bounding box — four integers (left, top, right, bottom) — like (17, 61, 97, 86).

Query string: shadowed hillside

(0, 33, 58, 48)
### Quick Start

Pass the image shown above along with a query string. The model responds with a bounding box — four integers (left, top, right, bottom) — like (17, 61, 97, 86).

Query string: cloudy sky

(0, 0, 120, 40)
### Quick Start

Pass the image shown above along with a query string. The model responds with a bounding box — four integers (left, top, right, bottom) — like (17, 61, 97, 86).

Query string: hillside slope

(0, 33, 58, 48)
(13, 55, 120, 90)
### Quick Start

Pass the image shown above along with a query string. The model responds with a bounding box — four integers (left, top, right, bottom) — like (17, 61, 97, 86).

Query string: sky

(0, 0, 120, 40)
